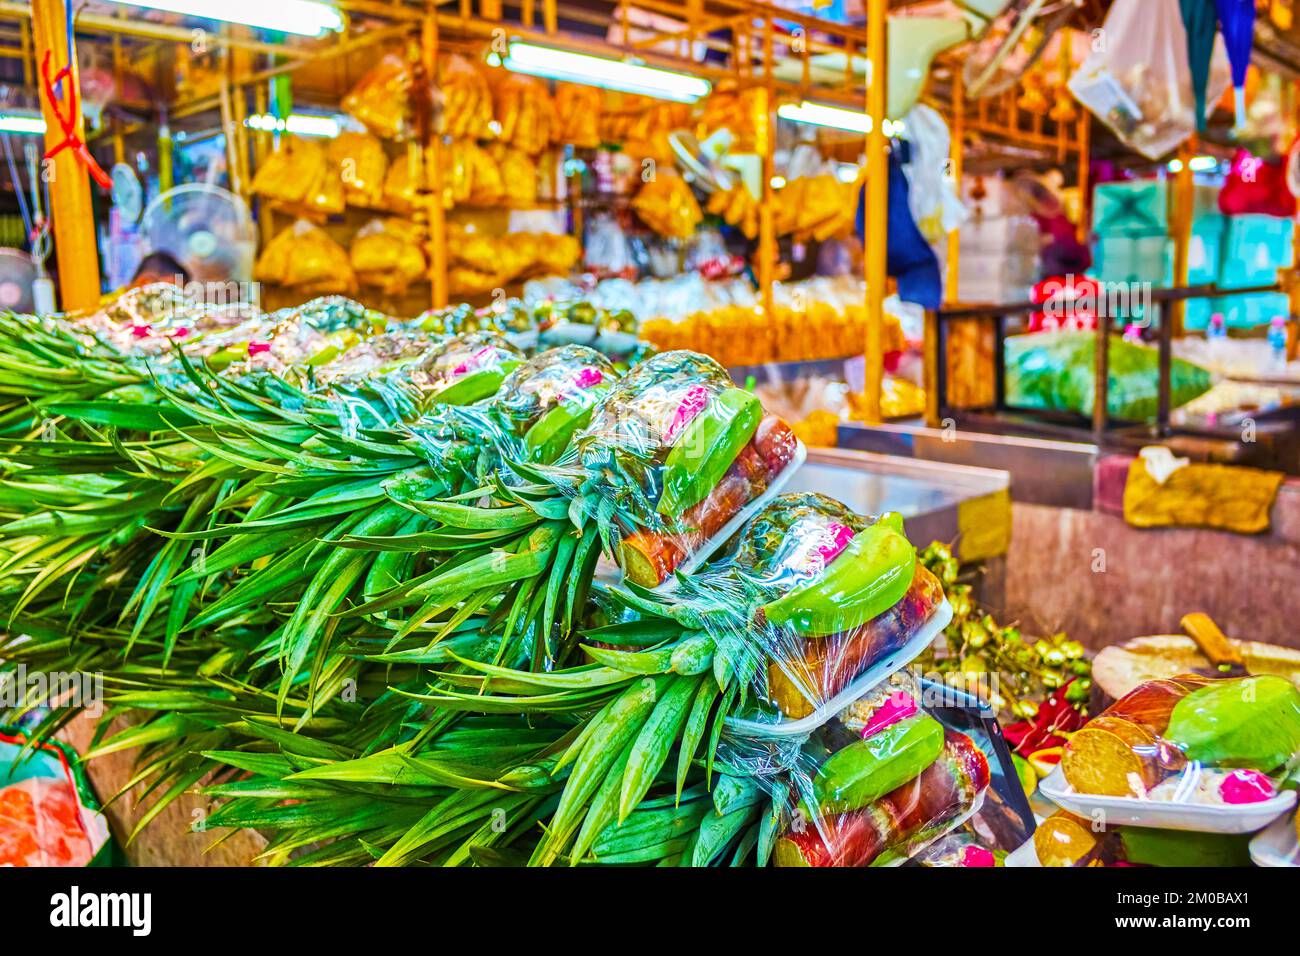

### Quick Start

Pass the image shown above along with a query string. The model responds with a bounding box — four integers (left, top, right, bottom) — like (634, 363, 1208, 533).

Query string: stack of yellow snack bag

(256, 220, 357, 294)
(328, 131, 388, 208)
(493, 72, 557, 156)
(555, 84, 602, 149)
(641, 301, 904, 367)
(494, 145, 538, 207)
(632, 172, 702, 239)
(343, 52, 417, 140)
(248, 135, 330, 206)
(445, 227, 581, 296)
(350, 218, 428, 294)
(440, 53, 494, 140)
(383, 150, 421, 215)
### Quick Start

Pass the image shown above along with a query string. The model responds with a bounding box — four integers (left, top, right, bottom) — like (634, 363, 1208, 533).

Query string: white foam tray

(724, 598, 952, 739)
(1249, 809, 1300, 867)
(1039, 765, 1297, 834)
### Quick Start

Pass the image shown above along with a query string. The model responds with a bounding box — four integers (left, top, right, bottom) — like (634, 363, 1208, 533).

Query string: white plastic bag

(1068, 0, 1230, 159)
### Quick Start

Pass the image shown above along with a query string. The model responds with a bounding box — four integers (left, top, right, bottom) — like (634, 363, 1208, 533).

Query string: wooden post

(32, 0, 101, 312)
(945, 69, 963, 304)
(861, 0, 888, 424)
(422, 15, 449, 310)
(1170, 137, 1195, 336)
(1076, 112, 1091, 244)
(757, 22, 775, 322)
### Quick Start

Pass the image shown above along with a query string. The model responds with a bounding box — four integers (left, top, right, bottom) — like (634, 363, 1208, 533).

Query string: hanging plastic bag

(343, 52, 419, 140)
(351, 217, 428, 293)
(255, 220, 357, 294)
(1068, 0, 1231, 159)
(900, 103, 968, 243)
(329, 131, 389, 208)
(555, 84, 602, 149)
(440, 52, 494, 140)
(632, 171, 702, 239)
(250, 135, 329, 206)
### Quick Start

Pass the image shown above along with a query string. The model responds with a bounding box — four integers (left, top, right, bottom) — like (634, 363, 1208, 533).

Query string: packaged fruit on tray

(669, 492, 949, 733)
(556, 350, 804, 589)
(490, 345, 617, 465)
(738, 673, 990, 867)
(1044, 674, 1300, 832)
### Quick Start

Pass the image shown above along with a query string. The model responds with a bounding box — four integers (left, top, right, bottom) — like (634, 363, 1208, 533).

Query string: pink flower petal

(663, 385, 710, 444)
(1219, 769, 1275, 805)
(861, 691, 918, 739)
(816, 522, 855, 565)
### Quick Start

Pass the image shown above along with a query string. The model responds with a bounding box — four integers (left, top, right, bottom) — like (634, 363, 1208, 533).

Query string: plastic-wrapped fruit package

(351, 218, 428, 294)
(491, 345, 616, 464)
(343, 52, 419, 140)
(569, 351, 801, 588)
(329, 131, 388, 208)
(632, 172, 702, 239)
(406, 331, 526, 407)
(676, 493, 945, 725)
(752, 674, 989, 867)
(1061, 675, 1300, 802)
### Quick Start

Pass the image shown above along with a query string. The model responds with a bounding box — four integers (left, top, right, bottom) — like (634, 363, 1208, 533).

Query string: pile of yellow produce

(632, 172, 702, 239)
(641, 301, 904, 367)
(255, 220, 357, 295)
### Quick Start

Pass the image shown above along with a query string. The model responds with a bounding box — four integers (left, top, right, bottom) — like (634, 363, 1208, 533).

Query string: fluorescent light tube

(0, 114, 46, 135)
(778, 101, 904, 136)
(246, 113, 340, 137)
(501, 42, 709, 103)
(102, 0, 343, 37)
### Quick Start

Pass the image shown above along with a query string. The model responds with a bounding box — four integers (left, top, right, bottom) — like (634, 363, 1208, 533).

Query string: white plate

(1249, 809, 1300, 867)
(595, 440, 808, 591)
(1005, 836, 1042, 867)
(724, 598, 952, 738)
(1039, 765, 1297, 834)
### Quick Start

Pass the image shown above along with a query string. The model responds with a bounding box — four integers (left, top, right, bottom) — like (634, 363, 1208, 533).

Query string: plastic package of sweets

(0, 728, 114, 866)
(491, 346, 617, 465)
(749, 674, 989, 867)
(675, 493, 947, 730)
(570, 350, 803, 588)
(1058, 675, 1300, 813)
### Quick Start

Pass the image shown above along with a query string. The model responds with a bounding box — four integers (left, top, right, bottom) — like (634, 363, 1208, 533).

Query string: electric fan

(139, 183, 257, 284)
(0, 248, 37, 314)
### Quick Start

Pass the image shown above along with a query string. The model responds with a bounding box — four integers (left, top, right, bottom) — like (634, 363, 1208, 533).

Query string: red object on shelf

(1026, 276, 1100, 332)
(1219, 148, 1297, 217)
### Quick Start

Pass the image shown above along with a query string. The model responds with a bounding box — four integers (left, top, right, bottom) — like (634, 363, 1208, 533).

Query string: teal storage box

(1212, 292, 1291, 329)
(1092, 235, 1170, 285)
(1219, 215, 1294, 289)
(1093, 180, 1168, 236)
(1091, 180, 1218, 238)
(1186, 213, 1226, 286)
(1182, 297, 1213, 331)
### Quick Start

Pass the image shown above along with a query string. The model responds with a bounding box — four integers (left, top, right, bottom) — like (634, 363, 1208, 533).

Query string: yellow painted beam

(32, 0, 101, 313)
(861, 0, 887, 424)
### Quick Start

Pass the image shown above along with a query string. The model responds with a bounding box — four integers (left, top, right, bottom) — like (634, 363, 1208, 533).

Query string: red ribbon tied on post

(40, 50, 112, 191)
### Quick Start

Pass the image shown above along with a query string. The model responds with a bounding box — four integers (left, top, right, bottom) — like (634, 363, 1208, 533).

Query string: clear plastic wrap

(490, 345, 616, 463)
(1066, 0, 1230, 160)
(672, 492, 947, 728)
(736, 673, 990, 867)
(1005, 331, 1213, 422)
(569, 350, 802, 588)
(1060, 675, 1300, 800)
